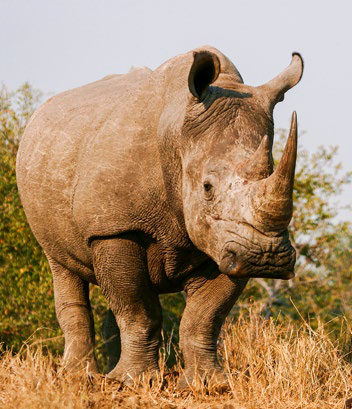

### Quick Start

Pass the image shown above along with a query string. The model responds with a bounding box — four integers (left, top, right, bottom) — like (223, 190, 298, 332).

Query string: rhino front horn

(250, 111, 298, 231)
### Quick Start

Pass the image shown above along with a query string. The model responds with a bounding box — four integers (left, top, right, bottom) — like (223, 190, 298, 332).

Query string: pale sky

(1, 0, 351, 219)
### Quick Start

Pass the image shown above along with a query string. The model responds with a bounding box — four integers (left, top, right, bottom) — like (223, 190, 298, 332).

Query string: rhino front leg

(48, 257, 98, 373)
(92, 235, 162, 384)
(179, 273, 248, 388)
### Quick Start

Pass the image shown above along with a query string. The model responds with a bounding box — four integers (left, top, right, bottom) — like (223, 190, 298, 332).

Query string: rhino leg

(48, 257, 98, 373)
(92, 235, 162, 384)
(179, 273, 248, 389)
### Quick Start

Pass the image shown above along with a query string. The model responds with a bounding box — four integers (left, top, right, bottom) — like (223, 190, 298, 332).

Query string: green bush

(0, 83, 59, 351)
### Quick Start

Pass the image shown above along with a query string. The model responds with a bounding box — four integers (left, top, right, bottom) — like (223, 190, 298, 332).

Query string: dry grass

(1, 310, 352, 409)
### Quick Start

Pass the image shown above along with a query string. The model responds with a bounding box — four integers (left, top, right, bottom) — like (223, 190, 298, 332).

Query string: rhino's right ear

(188, 51, 220, 100)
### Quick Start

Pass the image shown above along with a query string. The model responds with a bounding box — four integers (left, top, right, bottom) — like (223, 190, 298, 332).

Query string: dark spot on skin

(243, 180, 248, 185)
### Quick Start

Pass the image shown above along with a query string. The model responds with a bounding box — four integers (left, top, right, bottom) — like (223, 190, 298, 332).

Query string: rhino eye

(203, 182, 213, 192)
(203, 181, 214, 200)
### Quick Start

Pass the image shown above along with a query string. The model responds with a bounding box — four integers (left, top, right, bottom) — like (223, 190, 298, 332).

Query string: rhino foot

(176, 368, 229, 391)
(62, 351, 98, 375)
(105, 365, 159, 387)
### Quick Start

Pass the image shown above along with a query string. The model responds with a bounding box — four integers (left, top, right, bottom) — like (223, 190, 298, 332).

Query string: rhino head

(179, 49, 303, 279)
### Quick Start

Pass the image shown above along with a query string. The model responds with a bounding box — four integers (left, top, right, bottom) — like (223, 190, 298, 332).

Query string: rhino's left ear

(188, 51, 220, 100)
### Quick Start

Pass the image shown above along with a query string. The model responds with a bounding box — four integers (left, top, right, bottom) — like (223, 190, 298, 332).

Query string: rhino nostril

(228, 252, 238, 271)
(219, 250, 237, 275)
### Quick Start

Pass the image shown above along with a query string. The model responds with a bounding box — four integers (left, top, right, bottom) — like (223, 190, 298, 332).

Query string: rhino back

(16, 67, 170, 272)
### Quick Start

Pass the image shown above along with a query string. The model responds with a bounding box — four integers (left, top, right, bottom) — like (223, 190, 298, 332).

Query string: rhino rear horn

(236, 135, 274, 181)
(259, 53, 304, 105)
(188, 51, 220, 100)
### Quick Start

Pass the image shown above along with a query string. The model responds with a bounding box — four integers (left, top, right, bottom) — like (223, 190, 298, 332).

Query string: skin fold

(16, 46, 303, 387)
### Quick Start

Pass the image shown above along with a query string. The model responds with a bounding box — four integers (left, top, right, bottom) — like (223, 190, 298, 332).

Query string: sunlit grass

(0, 309, 351, 409)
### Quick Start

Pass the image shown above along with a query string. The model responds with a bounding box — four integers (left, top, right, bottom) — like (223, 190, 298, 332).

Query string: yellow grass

(1, 310, 351, 409)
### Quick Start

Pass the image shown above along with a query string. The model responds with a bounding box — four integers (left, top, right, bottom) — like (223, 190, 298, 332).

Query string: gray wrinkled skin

(16, 46, 303, 387)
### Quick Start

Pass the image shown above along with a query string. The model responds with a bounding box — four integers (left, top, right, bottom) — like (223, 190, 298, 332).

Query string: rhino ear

(188, 51, 220, 100)
(259, 53, 304, 106)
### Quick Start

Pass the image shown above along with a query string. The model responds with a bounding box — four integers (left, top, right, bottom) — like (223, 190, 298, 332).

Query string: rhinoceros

(16, 46, 303, 387)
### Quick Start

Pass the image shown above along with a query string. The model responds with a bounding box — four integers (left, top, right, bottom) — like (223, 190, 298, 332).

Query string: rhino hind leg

(92, 235, 162, 384)
(178, 273, 248, 389)
(48, 256, 98, 374)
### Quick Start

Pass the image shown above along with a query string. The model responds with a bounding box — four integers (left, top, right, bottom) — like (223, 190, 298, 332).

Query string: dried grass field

(1, 310, 352, 409)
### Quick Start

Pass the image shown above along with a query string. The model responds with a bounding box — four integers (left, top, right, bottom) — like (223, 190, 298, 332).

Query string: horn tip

(289, 111, 298, 143)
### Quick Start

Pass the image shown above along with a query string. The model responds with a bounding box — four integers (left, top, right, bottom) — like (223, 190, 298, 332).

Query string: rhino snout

(219, 235, 296, 280)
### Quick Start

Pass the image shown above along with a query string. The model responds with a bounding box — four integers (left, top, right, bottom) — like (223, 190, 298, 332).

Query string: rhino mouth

(218, 228, 296, 279)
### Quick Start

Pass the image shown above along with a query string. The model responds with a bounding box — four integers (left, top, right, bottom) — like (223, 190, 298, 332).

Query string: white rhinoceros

(16, 46, 303, 387)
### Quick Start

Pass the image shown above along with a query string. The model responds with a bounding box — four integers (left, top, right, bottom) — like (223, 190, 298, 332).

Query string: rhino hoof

(176, 369, 229, 391)
(61, 357, 99, 375)
(105, 366, 159, 387)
